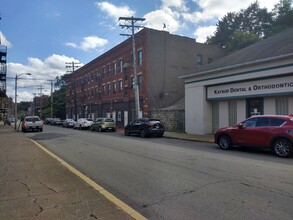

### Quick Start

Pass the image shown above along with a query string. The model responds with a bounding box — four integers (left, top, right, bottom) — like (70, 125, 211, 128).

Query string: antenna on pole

(119, 16, 145, 119)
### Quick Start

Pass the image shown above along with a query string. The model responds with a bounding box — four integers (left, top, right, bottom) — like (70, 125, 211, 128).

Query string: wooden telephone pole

(119, 16, 145, 118)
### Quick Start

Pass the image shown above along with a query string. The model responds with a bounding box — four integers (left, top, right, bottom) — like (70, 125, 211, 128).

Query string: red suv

(214, 115, 293, 158)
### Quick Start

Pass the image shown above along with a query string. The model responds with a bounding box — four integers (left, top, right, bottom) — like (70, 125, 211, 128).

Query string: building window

(124, 68, 128, 80)
(276, 97, 288, 115)
(103, 67, 106, 78)
(212, 102, 219, 132)
(130, 76, 134, 90)
(119, 80, 123, 93)
(96, 70, 99, 81)
(95, 88, 99, 97)
(197, 55, 202, 67)
(107, 65, 111, 77)
(113, 62, 117, 75)
(103, 85, 106, 95)
(119, 59, 123, 73)
(113, 82, 117, 94)
(138, 75, 142, 91)
(138, 50, 143, 66)
(228, 101, 237, 126)
(107, 83, 111, 95)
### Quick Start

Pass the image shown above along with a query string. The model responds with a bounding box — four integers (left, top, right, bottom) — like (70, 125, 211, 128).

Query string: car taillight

(23, 121, 27, 127)
(146, 123, 152, 127)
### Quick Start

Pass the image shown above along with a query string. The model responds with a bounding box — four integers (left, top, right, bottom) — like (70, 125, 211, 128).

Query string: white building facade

(181, 28, 293, 135)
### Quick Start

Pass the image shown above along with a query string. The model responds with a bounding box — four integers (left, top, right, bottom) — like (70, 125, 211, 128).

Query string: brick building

(65, 28, 224, 128)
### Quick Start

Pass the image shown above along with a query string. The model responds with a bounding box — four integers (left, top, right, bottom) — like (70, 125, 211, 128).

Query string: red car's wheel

(273, 139, 292, 158)
(218, 135, 232, 150)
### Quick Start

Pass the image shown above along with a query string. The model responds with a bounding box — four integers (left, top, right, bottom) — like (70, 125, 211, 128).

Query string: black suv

(124, 118, 164, 138)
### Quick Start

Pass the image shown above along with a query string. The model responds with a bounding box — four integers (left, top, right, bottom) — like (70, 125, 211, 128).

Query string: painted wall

(185, 84, 212, 134)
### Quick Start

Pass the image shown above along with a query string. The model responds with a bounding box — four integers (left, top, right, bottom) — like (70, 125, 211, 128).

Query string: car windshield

(148, 119, 161, 124)
(105, 118, 114, 122)
(87, 118, 93, 121)
(25, 117, 40, 122)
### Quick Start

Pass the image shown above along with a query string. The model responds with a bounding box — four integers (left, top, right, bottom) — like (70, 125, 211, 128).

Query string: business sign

(207, 75, 293, 100)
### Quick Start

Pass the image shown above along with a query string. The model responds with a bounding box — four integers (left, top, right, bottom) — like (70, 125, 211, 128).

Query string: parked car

(22, 116, 43, 132)
(7, 117, 16, 123)
(44, 118, 53, 125)
(214, 115, 293, 158)
(124, 118, 164, 138)
(63, 119, 75, 128)
(74, 118, 93, 130)
(52, 118, 63, 126)
(91, 118, 116, 132)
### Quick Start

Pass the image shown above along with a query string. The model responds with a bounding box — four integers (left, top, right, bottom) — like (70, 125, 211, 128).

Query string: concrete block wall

(152, 109, 185, 132)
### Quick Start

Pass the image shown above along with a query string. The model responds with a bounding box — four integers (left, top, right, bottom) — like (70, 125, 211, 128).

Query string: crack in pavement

(32, 198, 44, 218)
(39, 181, 58, 193)
(90, 209, 98, 219)
(142, 178, 234, 208)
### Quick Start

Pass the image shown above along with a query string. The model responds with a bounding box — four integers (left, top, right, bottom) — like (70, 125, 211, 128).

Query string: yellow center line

(30, 139, 147, 220)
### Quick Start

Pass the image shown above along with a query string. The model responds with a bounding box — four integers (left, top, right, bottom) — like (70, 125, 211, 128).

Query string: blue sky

(0, 0, 280, 101)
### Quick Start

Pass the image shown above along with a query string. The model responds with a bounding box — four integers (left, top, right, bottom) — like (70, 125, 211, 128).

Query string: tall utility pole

(66, 62, 80, 120)
(37, 85, 44, 119)
(119, 16, 145, 119)
(47, 80, 54, 118)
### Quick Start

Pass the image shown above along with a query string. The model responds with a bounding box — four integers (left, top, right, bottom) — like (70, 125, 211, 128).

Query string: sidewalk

(0, 122, 140, 220)
(0, 122, 213, 220)
(164, 131, 214, 143)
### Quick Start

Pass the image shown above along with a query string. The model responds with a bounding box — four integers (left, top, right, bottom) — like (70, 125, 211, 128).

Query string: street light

(15, 73, 32, 130)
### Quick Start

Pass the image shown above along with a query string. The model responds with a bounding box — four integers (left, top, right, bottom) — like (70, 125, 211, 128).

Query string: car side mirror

(238, 123, 244, 129)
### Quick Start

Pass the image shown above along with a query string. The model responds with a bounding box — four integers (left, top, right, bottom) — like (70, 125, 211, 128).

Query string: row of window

(69, 75, 143, 100)
(212, 97, 290, 131)
(196, 54, 213, 67)
(71, 49, 143, 87)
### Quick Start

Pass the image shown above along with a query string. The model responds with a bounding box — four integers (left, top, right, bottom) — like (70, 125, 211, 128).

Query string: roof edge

(180, 52, 293, 80)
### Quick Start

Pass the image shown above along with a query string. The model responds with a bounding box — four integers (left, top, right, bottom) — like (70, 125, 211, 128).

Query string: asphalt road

(25, 125, 293, 220)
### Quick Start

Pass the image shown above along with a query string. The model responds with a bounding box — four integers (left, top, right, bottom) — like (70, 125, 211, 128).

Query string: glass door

(246, 98, 263, 118)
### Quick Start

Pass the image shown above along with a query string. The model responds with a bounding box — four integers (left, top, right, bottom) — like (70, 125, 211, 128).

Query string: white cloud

(66, 35, 108, 51)
(144, 9, 180, 32)
(194, 25, 217, 43)
(142, 0, 280, 42)
(6, 54, 82, 102)
(95, 2, 135, 21)
(192, 0, 280, 23)
(191, 0, 280, 43)
(162, 0, 188, 11)
(0, 32, 12, 48)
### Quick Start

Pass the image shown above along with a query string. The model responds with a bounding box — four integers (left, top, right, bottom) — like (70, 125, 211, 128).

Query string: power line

(66, 61, 81, 73)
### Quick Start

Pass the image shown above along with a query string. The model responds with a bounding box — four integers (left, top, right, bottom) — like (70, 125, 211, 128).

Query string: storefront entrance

(246, 98, 263, 117)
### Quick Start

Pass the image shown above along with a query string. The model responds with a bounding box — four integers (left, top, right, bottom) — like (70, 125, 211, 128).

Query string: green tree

(52, 86, 66, 119)
(42, 75, 67, 119)
(271, 0, 293, 34)
(18, 101, 32, 115)
(206, 1, 288, 52)
(226, 31, 261, 52)
(238, 1, 273, 37)
(206, 12, 240, 48)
